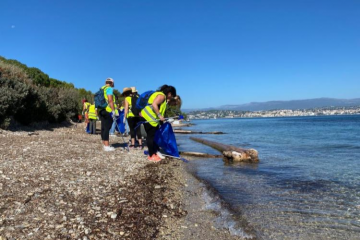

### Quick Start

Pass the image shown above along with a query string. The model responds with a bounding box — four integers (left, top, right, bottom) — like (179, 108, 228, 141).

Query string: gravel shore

(0, 123, 247, 240)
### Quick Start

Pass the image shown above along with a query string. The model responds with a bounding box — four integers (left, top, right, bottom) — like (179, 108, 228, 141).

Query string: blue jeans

(109, 121, 117, 135)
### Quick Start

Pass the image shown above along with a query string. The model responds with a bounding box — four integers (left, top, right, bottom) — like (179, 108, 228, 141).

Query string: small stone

(154, 185, 161, 189)
(55, 225, 64, 229)
(162, 215, 167, 218)
(120, 232, 125, 236)
(110, 213, 117, 219)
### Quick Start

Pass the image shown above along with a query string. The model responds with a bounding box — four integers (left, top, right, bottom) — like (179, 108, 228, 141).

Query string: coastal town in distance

(187, 106, 360, 119)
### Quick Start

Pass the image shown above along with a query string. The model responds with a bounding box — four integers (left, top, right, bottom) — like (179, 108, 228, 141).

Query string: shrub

(0, 58, 83, 128)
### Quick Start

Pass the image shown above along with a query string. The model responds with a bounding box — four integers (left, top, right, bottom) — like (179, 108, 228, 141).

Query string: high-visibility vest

(84, 102, 91, 110)
(140, 92, 167, 127)
(125, 96, 135, 118)
(101, 85, 116, 113)
(88, 104, 97, 120)
(114, 103, 119, 115)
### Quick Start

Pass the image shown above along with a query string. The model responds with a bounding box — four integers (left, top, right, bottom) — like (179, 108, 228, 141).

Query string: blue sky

(1, 0, 359, 109)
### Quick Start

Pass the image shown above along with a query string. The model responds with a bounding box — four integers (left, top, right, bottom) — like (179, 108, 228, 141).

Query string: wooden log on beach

(190, 137, 259, 162)
(171, 123, 194, 127)
(174, 130, 224, 134)
(179, 151, 223, 158)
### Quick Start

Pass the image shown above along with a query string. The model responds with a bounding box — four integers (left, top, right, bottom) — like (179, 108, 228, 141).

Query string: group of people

(82, 78, 178, 162)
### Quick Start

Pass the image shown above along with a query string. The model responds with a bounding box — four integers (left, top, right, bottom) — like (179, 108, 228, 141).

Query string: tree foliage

(0, 56, 90, 128)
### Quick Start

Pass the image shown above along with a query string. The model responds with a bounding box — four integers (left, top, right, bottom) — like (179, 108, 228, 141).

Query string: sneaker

(148, 154, 161, 162)
(103, 145, 115, 151)
(129, 145, 135, 149)
(156, 152, 166, 159)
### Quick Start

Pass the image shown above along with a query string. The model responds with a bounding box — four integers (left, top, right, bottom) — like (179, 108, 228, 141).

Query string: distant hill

(183, 98, 360, 112)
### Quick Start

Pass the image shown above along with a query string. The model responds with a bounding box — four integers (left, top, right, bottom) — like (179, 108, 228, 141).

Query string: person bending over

(140, 84, 176, 162)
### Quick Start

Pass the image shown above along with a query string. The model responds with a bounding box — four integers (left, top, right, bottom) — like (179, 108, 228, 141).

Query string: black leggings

(99, 109, 113, 141)
(127, 117, 143, 140)
(143, 122, 159, 156)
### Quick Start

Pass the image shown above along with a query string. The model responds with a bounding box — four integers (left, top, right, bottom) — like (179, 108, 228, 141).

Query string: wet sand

(0, 123, 247, 239)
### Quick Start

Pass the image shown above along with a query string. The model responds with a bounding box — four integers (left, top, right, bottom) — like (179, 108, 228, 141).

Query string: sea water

(177, 115, 360, 240)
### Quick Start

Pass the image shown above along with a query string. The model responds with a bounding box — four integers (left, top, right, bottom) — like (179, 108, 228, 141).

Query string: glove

(112, 111, 117, 121)
(123, 116, 126, 123)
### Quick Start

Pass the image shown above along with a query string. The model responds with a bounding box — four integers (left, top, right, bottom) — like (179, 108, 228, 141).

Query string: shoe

(129, 145, 135, 149)
(156, 152, 166, 159)
(103, 145, 115, 151)
(110, 134, 116, 137)
(148, 154, 161, 162)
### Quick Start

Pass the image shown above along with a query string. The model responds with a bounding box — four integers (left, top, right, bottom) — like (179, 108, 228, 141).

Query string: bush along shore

(0, 56, 94, 129)
(0, 123, 249, 240)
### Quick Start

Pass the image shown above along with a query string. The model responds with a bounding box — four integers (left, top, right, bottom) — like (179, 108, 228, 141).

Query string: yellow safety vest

(114, 103, 119, 115)
(101, 85, 116, 113)
(84, 102, 91, 110)
(88, 104, 97, 120)
(140, 92, 167, 127)
(125, 96, 135, 118)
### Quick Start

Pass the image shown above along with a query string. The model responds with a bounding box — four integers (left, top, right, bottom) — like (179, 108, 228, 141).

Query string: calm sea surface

(177, 115, 360, 240)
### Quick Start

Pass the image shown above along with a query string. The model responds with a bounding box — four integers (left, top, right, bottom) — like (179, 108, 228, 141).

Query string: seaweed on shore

(92, 160, 187, 239)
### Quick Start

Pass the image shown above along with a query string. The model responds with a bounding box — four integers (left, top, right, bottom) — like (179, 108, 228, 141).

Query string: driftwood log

(190, 137, 259, 162)
(174, 130, 224, 134)
(179, 151, 223, 158)
(172, 123, 194, 127)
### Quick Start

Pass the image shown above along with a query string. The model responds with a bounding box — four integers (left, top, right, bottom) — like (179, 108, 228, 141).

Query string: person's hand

(112, 111, 117, 121)
(159, 115, 165, 122)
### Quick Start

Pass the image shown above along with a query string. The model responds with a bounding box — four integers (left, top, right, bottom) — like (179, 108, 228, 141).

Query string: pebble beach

(0, 122, 245, 240)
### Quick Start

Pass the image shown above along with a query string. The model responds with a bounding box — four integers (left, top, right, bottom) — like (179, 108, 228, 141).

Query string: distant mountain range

(184, 98, 360, 112)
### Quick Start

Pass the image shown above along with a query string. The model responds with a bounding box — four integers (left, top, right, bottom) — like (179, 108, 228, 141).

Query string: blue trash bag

(154, 122, 179, 157)
(114, 110, 126, 134)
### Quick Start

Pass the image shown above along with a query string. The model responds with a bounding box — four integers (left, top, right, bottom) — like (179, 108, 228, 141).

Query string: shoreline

(0, 123, 247, 239)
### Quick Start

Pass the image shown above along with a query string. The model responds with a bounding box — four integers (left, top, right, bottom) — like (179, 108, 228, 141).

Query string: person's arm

(107, 95, 115, 113)
(82, 103, 86, 115)
(152, 95, 166, 121)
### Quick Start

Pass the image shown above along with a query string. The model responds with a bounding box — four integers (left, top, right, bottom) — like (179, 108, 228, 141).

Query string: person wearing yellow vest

(82, 99, 91, 131)
(140, 85, 177, 162)
(123, 87, 143, 149)
(87, 103, 97, 134)
(98, 78, 118, 151)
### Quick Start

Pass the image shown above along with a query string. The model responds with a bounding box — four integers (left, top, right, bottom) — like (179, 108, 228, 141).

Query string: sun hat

(131, 87, 138, 93)
(121, 87, 132, 96)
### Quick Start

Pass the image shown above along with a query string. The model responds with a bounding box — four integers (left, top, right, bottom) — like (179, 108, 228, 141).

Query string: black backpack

(130, 94, 140, 117)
